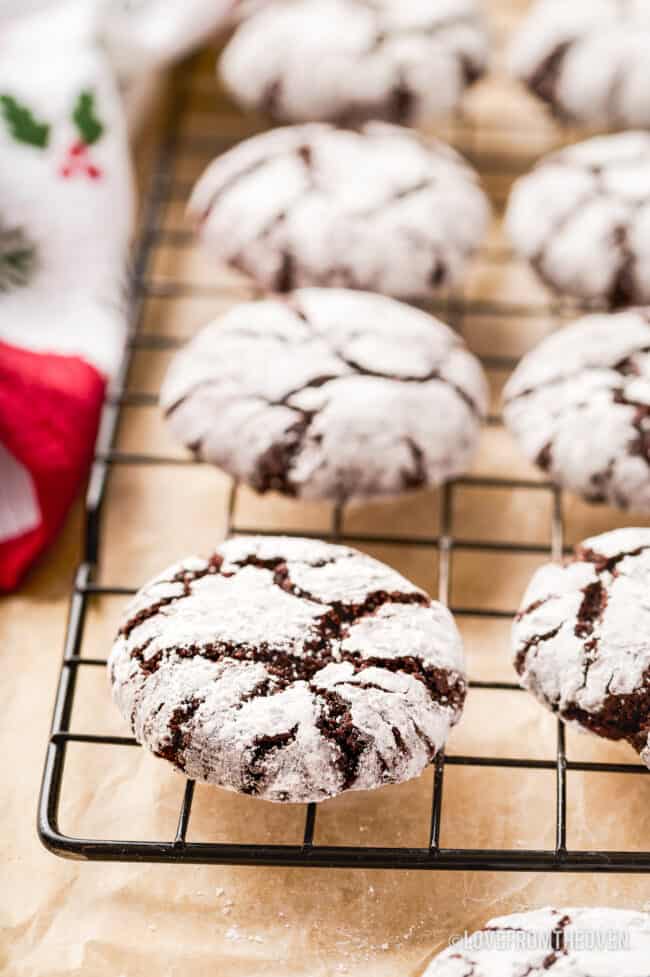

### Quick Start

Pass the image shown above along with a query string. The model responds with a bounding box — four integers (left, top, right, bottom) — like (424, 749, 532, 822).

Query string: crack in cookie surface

(526, 40, 573, 115)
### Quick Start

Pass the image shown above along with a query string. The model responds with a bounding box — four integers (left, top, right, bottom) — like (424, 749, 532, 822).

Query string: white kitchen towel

(102, 0, 246, 79)
(0, 3, 134, 589)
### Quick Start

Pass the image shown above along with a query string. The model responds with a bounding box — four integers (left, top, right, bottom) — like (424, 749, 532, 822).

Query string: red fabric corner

(0, 340, 106, 590)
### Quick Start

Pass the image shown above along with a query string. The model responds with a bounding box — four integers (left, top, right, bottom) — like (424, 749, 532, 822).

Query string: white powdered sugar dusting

(161, 288, 487, 502)
(108, 536, 467, 802)
(189, 122, 490, 300)
(503, 309, 650, 512)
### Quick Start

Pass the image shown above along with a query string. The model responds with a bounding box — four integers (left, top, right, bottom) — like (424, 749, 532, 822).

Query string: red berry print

(59, 140, 102, 181)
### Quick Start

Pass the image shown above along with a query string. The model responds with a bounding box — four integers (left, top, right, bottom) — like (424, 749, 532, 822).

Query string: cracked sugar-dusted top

(219, 0, 488, 127)
(160, 288, 488, 502)
(506, 132, 650, 307)
(503, 309, 650, 512)
(512, 528, 650, 769)
(425, 906, 650, 975)
(189, 122, 490, 300)
(509, 0, 650, 129)
(108, 536, 467, 802)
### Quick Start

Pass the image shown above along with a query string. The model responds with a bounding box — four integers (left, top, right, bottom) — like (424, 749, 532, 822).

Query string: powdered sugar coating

(108, 536, 467, 802)
(219, 0, 488, 126)
(160, 288, 487, 501)
(425, 906, 650, 975)
(189, 122, 490, 300)
(510, 0, 650, 129)
(512, 528, 650, 767)
(504, 309, 650, 511)
(506, 132, 650, 307)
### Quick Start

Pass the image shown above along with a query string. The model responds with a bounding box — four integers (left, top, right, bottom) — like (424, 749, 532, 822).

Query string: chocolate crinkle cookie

(503, 308, 650, 512)
(506, 132, 650, 308)
(512, 528, 650, 769)
(108, 536, 467, 802)
(160, 288, 488, 502)
(510, 0, 650, 129)
(189, 122, 490, 301)
(424, 907, 650, 975)
(219, 0, 488, 126)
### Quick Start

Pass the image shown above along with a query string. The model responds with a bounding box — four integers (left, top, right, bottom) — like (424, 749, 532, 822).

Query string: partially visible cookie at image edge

(509, 0, 650, 129)
(108, 535, 467, 803)
(503, 308, 650, 512)
(512, 527, 650, 768)
(189, 121, 490, 301)
(424, 906, 650, 975)
(506, 131, 650, 308)
(160, 287, 488, 502)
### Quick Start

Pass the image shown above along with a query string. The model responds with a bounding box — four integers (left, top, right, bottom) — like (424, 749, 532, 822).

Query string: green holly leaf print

(0, 223, 37, 292)
(0, 95, 49, 148)
(72, 90, 104, 146)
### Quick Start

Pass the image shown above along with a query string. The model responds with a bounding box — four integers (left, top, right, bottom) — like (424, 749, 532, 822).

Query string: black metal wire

(37, 58, 650, 871)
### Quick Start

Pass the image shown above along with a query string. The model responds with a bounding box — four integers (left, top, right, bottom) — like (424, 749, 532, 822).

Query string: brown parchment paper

(3, 3, 650, 975)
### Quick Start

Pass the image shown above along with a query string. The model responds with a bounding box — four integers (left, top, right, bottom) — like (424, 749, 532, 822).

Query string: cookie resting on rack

(503, 309, 650, 511)
(424, 906, 650, 975)
(219, 0, 488, 126)
(160, 288, 488, 502)
(510, 0, 650, 129)
(189, 122, 490, 301)
(108, 536, 467, 802)
(512, 528, 650, 769)
(506, 132, 650, 308)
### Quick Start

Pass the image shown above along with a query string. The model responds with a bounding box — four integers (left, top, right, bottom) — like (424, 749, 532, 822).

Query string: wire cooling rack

(38, 47, 650, 871)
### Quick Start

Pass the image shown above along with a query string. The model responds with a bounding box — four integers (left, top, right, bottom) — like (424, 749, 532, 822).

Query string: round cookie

(512, 528, 650, 768)
(503, 308, 650, 512)
(219, 0, 489, 126)
(424, 907, 650, 975)
(108, 536, 467, 802)
(509, 0, 650, 129)
(506, 132, 650, 308)
(160, 288, 488, 502)
(189, 122, 490, 301)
